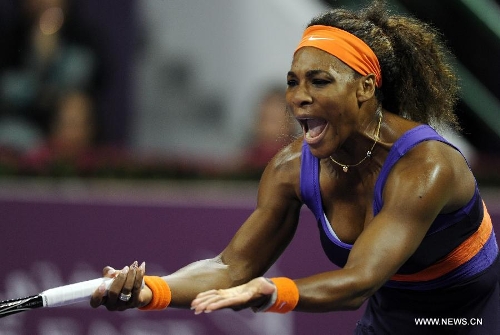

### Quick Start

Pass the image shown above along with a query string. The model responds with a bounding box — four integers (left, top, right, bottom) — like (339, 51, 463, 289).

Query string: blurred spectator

(238, 85, 300, 175)
(22, 90, 98, 173)
(0, 0, 101, 154)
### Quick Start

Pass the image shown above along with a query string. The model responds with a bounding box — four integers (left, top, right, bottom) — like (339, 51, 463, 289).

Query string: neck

(329, 106, 382, 172)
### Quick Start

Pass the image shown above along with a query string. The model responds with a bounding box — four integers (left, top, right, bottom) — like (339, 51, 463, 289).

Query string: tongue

(307, 119, 327, 138)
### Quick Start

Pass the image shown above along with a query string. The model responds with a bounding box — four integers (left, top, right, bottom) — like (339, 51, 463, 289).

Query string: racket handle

(41, 277, 114, 307)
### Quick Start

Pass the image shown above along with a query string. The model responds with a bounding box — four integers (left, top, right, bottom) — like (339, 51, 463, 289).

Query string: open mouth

(299, 118, 328, 143)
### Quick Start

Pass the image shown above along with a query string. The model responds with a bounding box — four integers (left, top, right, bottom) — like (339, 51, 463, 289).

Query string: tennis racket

(0, 277, 114, 318)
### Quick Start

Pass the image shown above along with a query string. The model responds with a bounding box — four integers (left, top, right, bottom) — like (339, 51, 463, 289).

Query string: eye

(287, 79, 298, 87)
(312, 79, 330, 86)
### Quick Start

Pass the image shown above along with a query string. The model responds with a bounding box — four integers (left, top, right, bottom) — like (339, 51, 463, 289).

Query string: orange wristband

(266, 277, 299, 313)
(139, 276, 171, 311)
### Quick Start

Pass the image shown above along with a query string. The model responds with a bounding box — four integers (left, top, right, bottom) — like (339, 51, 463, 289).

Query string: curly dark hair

(309, 0, 460, 130)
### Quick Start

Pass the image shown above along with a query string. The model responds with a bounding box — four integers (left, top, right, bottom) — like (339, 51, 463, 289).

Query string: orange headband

(295, 25, 382, 87)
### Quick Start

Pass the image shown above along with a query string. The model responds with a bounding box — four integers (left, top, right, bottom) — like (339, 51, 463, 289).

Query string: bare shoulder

(267, 137, 303, 171)
(384, 139, 475, 214)
(258, 138, 303, 203)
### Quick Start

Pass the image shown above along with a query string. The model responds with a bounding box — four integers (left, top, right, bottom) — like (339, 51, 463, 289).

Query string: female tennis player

(91, 1, 499, 333)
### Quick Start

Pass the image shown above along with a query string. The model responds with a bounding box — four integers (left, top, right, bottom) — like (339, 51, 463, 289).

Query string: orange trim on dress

(391, 202, 493, 282)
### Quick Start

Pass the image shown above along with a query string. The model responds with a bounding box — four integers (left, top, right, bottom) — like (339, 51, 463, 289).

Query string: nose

(287, 84, 312, 109)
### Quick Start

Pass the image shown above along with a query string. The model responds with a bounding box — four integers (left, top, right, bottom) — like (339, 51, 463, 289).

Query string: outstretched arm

(90, 141, 304, 310)
(191, 142, 475, 314)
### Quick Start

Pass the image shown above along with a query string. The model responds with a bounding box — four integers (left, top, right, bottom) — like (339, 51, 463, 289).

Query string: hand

(190, 277, 276, 315)
(90, 261, 152, 311)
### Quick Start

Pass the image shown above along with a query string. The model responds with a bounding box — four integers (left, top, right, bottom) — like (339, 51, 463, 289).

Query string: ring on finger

(119, 292, 132, 302)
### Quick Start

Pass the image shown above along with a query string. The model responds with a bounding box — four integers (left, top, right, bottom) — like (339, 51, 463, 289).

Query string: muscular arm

(294, 143, 475, 311)
(191, 142, 476, 314)
(91, 141, 303, 311)
(161, 143, 304, 308)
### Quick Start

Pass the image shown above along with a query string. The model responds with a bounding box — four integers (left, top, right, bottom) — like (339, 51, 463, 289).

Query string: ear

(356, 74, 376, 103)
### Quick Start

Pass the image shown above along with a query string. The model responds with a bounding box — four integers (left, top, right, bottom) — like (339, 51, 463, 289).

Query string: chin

(305, 143, 331, 159)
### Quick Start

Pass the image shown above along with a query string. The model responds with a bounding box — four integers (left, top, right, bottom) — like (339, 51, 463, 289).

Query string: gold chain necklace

(329, 107, 382, 173)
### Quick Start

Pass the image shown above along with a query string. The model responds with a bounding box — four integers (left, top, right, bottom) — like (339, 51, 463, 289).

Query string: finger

(132, 261, 145, 306)
(192, 288, 236, 307)
(90, 267, 117, 308)
(194, 292, 251, 314)
(192, 289, 228, 304)
(192, 280, 270, 314)
(115, 269, 136, 310)
(192, 293, 228, 314)
(209, 289, 254, 309)
(194, 287, 242, 301)
(90, 281, 108, 308)
(122, 262, 137, 297)
(191, 292, 218, 307)
(102, 266, 117, 278)
(106, 266, 129, 309)
(194, 289, 218, 299)
(192, 287, 247, 314)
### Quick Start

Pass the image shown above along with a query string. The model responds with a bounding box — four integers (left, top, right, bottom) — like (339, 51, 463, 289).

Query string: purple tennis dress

(300, 125, 500, 334)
